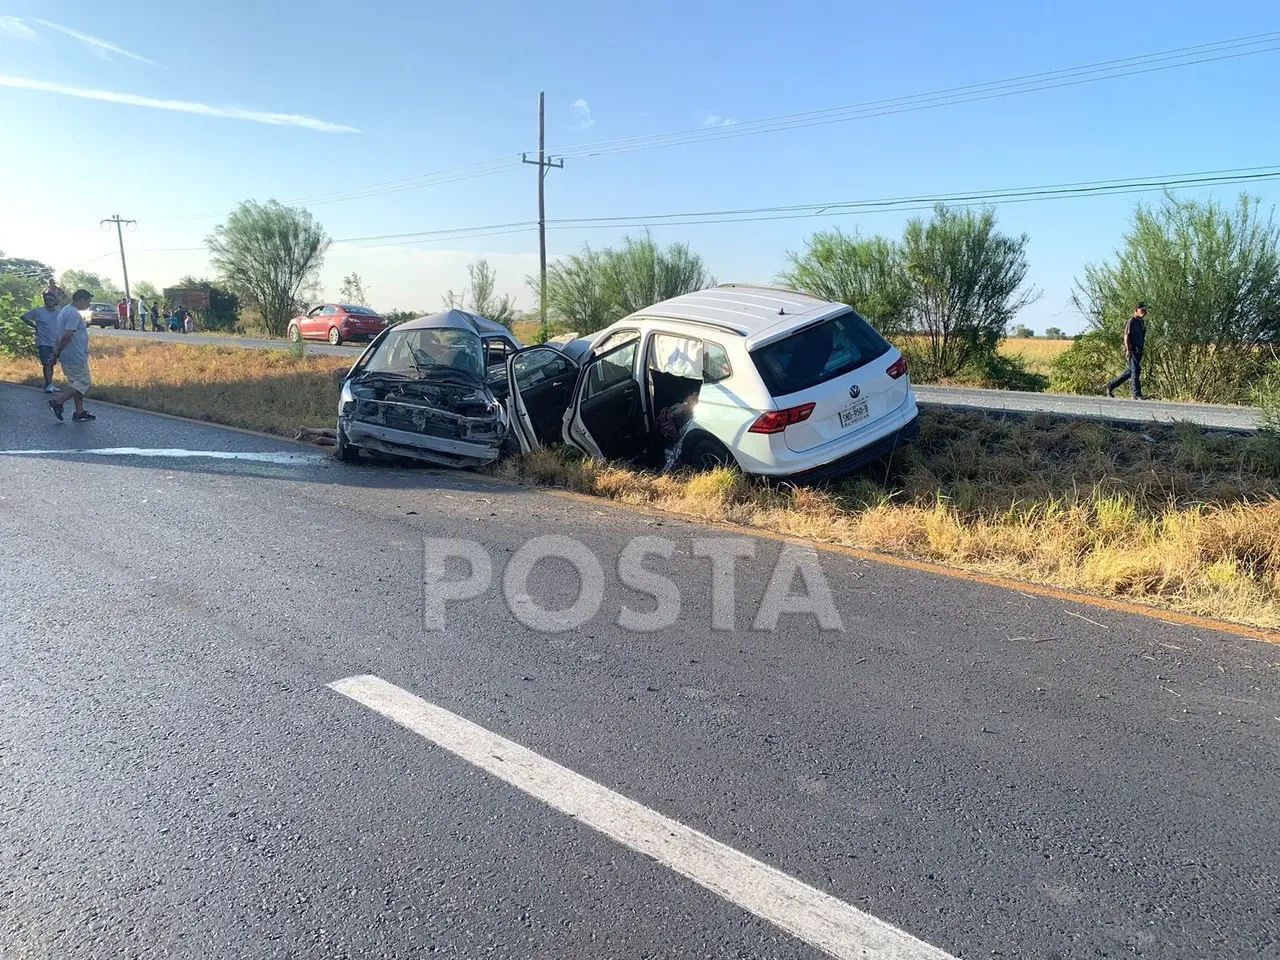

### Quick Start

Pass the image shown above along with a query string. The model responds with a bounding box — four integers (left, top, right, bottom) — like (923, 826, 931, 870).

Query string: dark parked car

(85, 302, 117, 328)
(335, 311, 513, 467)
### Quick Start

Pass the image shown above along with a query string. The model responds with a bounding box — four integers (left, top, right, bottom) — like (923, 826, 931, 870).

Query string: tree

(0, 254, 55, 303)
(206, 200, 330, 337)
(383, 308, 424, 326)
(1044, 326, 1066, 340)
(173, 276, 241, 331)
(540, 247, 613, 334)
(339, 272, 368, 306)
(538, 233, 715, 335)
(1009, 324, 1035, 339)
(777, 229, 911, 338)
(0, 293, 36, 358)
(1065, 193, 1280, 403)
(902, 204, 1037, 380)
(60, 269, 123, 304)
(444, 259, 516, 327)
(602, 234, 714, 318)
(134, 280, 160, 303)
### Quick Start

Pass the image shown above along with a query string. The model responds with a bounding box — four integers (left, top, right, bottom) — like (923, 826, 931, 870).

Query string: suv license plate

(838, 399, 870, 429)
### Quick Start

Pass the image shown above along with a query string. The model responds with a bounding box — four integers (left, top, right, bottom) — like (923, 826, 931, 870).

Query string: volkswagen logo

(849, 384, 861, 400)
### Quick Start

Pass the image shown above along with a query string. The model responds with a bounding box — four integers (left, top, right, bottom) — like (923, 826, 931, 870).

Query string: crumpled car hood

(347, 375, 504, 444)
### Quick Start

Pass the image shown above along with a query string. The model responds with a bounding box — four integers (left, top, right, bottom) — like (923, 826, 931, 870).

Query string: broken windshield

(362, 328, 485, 380)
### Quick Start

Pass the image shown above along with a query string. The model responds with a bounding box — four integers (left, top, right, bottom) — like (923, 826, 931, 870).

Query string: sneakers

(48, 399, 65, 422)
(44, 384, 57, 394)
(72, 411, 96, 422)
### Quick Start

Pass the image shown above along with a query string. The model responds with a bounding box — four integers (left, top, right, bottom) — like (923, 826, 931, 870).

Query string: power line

(148, 32, 1280, 225)
(548, 166, 1280, 228)
(127, 164, 1280, 254)
(281, 164, 1280, 246)
(550, 32, 1280, 159)
(142, 30, 1279, 226)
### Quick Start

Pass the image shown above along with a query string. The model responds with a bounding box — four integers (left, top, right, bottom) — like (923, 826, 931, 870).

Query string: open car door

(566, 337, 649, 462)
(504, 346, 581, 453)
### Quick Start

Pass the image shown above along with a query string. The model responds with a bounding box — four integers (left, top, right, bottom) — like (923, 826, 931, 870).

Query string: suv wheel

(683, 434, 736, 471)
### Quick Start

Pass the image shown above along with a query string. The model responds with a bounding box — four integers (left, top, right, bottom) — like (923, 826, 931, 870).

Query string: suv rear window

(750, 310, 891, 397)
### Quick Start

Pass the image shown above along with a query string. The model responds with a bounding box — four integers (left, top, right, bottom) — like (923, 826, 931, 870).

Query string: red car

(288, 303, 387, 345)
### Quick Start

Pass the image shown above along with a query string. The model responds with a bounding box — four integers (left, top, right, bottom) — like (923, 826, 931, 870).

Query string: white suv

(504, 284, 919, 482)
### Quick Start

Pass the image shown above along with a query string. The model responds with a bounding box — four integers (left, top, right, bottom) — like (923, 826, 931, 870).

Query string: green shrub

(1050, 331, 1116, 395)
(0, 294, 36, 360)
(955, 350, 1049, 392)
(1250, 360, 1280, 432)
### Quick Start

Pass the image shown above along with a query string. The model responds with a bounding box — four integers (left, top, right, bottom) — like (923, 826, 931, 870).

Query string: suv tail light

(886, 355, 909, 379)
(749, 402, 816, 434)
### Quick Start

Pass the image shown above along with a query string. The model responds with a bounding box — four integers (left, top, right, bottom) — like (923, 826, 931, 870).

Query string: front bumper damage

(343, 376, 506, 467)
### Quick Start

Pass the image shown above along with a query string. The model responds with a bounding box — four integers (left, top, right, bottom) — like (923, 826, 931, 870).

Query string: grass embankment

(500, 416, 1280, 629)
(4, 339, 1276, 629)
(0, 340, 350, 436)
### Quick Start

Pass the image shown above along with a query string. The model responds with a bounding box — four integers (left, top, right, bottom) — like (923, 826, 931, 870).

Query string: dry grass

(499, 410, 1280, 630)
(6, 339, 1278, 629)
(998, 337, 1073, 378)
(511, 320, 542, 343)
(0, 340, 351, 436)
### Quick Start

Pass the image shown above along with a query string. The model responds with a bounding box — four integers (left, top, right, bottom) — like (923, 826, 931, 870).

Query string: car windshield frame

(750, 308, 892, 397)
(360, 327, 487, 381)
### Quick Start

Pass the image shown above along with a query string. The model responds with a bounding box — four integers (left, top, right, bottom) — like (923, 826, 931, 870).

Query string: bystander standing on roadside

(116, 298, 128, 329)
(48, 289, 96, 422)
(21, 289, 63, 393)
(153, 302, 164, 330)
(1106, 301, 1147, 399)
(43, 281, 67, 306)
(139, 299, 150, 330)
(128, 298, 138, 330)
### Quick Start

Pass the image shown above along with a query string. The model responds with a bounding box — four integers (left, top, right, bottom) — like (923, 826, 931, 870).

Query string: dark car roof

(398, 309, 520, 343)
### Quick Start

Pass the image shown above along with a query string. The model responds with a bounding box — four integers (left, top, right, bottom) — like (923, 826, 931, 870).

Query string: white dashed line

(0, 447, 325, 464)
(330, 674, 956, 960)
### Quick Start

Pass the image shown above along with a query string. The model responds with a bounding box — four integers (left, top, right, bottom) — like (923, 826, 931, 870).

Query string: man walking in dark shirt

(1106, 301, 1147, 399)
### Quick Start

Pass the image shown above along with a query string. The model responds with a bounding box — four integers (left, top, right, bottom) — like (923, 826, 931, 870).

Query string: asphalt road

(91, 327, 1262, 431)
(90, 326, 367, 358)
(914, 386, 1261, 431)
(2, 382, 1277, 959)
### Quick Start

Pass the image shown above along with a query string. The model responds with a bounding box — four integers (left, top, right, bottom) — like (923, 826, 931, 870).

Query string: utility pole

(522, 92, 563, 341)
(101, 214, 137, 328)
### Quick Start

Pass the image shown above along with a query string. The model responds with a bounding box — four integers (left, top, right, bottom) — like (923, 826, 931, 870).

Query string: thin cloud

(0, 16, 38, 41)
(0, 75, 358, 133)
(35, 18, 161, 66)
(702, 113, 734, 127)
(572, 98, 594, 129)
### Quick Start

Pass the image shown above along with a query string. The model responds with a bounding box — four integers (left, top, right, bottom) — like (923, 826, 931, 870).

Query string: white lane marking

(0, 447, 325, 464)
(330, 674, 956, 960)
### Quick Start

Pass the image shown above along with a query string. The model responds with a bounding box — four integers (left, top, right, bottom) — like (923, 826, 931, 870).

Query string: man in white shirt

(21, 289, 62, 393)
(48, 289, 96, 422)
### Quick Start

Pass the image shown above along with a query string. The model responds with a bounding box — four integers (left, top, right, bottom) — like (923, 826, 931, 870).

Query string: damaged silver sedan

(335, 311, 509, 467)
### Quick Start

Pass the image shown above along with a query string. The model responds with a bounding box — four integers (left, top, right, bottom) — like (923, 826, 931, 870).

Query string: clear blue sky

(2, 0, 1278, 331)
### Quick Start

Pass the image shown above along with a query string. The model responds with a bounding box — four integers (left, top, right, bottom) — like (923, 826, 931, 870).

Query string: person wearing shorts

(22, 289, 62, 393)
(49, 289, 96, 423)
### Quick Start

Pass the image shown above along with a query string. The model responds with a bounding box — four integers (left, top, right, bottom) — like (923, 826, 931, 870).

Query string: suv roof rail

(714, 283, 827, 302)
(644, 312, 750, 336)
